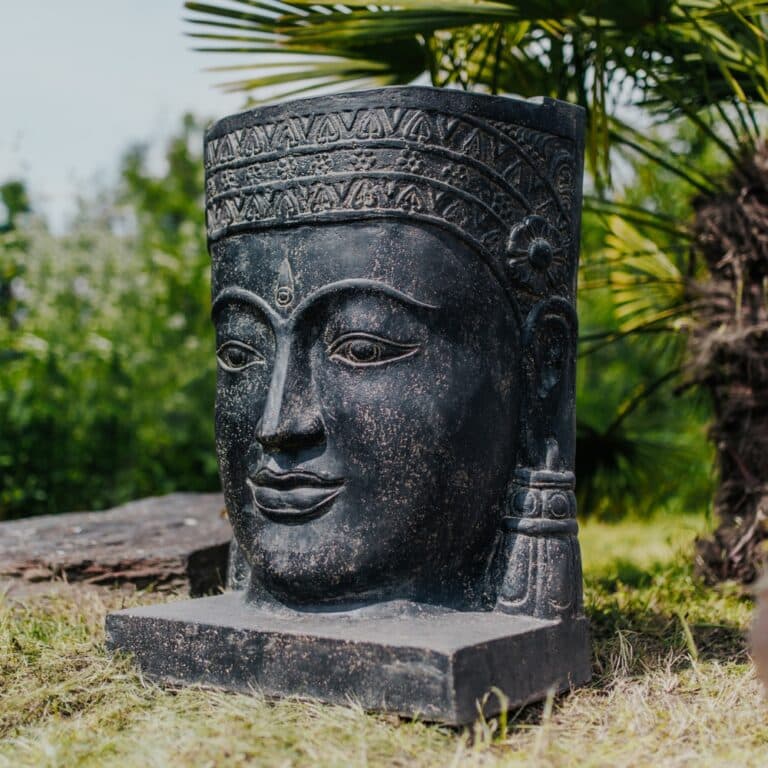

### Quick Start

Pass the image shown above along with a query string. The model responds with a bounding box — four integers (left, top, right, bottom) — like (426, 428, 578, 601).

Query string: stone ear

(497, 298, 582, 621)
(521, 298, 578, 472)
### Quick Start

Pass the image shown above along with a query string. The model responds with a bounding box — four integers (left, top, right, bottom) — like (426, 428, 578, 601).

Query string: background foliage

(0, 117, 218, 519)
(575, 121, 728, 519)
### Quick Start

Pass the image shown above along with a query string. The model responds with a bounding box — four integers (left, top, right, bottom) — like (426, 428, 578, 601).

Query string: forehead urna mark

(275, 257, 295, 309)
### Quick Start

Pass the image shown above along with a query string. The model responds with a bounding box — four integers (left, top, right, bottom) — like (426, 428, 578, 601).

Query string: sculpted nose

(256, 341, 325, 452)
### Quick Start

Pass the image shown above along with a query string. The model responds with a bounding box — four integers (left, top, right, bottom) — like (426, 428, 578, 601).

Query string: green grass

(1, 512, 765, 767)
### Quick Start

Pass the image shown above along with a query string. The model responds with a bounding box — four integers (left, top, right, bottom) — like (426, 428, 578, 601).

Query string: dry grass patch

(0, 513, 765, 767)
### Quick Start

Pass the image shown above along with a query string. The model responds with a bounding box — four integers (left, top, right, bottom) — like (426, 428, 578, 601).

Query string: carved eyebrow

(211, 287, 281, 327)
(295, 279, 439, 315)
(212, 279, 438, 326)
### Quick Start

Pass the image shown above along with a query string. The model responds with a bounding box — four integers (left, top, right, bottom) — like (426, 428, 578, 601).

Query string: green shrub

(0, 118, 218, 518)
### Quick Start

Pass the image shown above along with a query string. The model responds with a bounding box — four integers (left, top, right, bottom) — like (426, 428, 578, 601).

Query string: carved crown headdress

(204, 87, 585, 314)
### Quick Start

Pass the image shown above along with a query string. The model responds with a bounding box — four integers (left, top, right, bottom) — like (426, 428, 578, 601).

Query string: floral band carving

(204, 93, 583, 309)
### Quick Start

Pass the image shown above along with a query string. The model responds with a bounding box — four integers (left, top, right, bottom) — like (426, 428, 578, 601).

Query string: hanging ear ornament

(495, 299, 583, 622)
(506, 215, 568, 295)
(497, 459, 582, 621)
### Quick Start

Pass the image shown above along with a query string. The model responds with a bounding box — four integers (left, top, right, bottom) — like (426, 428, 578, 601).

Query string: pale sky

(1, 1, 248, 230)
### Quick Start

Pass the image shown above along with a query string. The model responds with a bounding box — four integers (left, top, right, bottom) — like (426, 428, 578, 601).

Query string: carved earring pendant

(496, 466, 583, 620)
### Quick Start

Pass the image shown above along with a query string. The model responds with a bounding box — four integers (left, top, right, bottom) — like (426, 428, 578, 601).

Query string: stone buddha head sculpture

(206, 87, 584, 616)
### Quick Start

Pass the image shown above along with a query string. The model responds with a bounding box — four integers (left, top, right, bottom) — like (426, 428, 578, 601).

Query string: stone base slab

(106, 593, 591, 724)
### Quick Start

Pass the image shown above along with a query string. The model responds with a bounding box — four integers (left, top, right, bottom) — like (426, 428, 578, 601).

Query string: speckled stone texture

(107, 86, 592, 721)
(106, 593, 591, 725)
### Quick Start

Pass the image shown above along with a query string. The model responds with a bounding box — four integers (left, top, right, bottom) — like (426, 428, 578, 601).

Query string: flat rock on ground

(0, 493, 231, 596)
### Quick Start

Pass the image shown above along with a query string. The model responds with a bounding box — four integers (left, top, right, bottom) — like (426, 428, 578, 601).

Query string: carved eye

(217, 341, 265, 372)
(328, 333, 419, 368)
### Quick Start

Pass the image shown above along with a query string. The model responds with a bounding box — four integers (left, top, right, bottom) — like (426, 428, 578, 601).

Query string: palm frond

(186, 0, 768, 190)
(598, 215, 694, 336)
(585, 197, 693, 238)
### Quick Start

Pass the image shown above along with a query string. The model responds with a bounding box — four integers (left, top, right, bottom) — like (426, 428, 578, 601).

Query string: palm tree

(185, 0, 768, 582)
(690, 144, 768, 583)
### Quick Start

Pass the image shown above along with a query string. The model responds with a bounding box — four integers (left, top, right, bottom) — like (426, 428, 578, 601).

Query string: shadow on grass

(476, 558, 754, 736)
(591, 558, 656, 590)
(587, 558, 751, 678)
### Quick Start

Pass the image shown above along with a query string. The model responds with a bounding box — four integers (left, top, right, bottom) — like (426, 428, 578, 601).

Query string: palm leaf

(185, 0, 768, 187)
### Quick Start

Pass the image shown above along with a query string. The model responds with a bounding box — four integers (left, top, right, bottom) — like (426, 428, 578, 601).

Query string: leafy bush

(574, 128, 718, 519)
(0, 117, 218, 519)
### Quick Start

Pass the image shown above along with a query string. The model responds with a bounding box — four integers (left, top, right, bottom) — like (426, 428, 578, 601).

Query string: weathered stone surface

(0, 493, 230, 595)
(206, 87, 585, 613)
(106, 592, 591, 725)
(108, 86, 592, 719)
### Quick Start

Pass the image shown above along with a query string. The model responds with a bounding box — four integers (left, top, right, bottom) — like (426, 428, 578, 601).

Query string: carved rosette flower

(244, 165, 262, 185)
(396, 150, 424, 175)
(506, 215, 568, 295)
(277, 156, 298, 180)
(351, 150, 376, 171)
(444, 164, 469, 187)
(220, 169, 237, 191)
(310, 154, 333, 176)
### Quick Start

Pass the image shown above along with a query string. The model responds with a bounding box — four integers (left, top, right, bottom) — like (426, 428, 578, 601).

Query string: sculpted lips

(248, 468, 344, 523)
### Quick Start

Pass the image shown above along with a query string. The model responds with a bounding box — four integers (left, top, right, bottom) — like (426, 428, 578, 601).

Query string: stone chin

(212, 220, 520, 610)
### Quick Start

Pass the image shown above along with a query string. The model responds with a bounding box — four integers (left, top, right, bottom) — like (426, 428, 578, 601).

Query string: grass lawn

(1, 512, 764, 767)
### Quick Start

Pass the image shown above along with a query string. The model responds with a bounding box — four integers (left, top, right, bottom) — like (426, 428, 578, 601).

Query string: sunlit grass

(1, 513, 765, 767)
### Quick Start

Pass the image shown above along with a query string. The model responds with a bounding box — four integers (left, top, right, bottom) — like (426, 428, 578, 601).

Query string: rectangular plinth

(106, 593, 591, 724)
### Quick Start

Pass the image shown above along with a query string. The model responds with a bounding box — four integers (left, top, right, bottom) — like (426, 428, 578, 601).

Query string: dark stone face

(212, 221, 519, 609)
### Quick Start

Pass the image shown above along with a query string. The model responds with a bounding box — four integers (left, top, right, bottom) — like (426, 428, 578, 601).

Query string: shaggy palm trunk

(693, 144, 768, 584)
